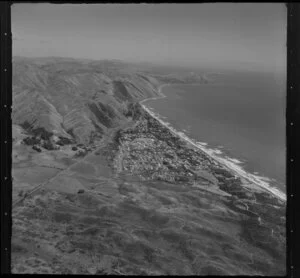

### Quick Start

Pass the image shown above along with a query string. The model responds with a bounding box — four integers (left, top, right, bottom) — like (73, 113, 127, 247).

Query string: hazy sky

(12, 3, 286, 72)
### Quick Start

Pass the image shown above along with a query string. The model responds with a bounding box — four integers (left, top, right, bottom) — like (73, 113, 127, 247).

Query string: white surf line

(139, 85, 286, 202)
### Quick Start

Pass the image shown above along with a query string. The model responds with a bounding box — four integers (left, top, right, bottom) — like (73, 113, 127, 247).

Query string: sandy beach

(140, 85, 286, 202)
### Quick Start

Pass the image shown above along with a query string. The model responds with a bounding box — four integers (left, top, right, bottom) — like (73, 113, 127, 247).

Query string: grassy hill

(12, 57, 162, 145)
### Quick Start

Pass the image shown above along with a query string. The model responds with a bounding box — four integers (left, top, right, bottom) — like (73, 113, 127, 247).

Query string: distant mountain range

(12, 56, 207, 145)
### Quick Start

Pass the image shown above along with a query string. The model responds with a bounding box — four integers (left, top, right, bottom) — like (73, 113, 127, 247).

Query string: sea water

(144, 70, 286, 195)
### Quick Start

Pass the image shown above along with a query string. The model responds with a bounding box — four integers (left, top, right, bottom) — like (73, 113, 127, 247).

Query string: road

(12, 121, 133, 209)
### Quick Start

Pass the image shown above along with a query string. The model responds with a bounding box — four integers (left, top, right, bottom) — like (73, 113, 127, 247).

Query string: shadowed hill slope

(12, 57, 162, 145)
(12, 57, 285, 275)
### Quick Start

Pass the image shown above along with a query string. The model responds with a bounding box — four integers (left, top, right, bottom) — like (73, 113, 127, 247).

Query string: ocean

(143, 70, 286, 196)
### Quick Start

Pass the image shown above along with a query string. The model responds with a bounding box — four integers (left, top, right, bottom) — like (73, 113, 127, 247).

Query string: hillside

(11, 57, 285, 275)
(12, 57, 162, 145)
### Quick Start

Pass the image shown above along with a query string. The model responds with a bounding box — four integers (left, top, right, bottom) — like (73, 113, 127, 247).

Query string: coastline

(139, 83, 286, 202)
(12, 86, 286, 276)
(140, 83, 169, 104)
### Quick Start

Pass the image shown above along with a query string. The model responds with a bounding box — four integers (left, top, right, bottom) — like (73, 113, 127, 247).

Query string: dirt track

(12, 122, 132, 208)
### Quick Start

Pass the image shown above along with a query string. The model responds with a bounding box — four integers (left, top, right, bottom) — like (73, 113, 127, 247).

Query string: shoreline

(139, 83, 286, 202)
(140, 83, 169, 104)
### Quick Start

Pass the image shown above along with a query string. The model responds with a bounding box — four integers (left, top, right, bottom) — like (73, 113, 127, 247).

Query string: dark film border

(0, 1, 299, 276)
(1, 1, 12, 275)
(286, 3, 300, 278)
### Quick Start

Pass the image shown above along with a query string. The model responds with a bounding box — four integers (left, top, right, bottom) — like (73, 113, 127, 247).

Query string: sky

(12, 3, 286, 73)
